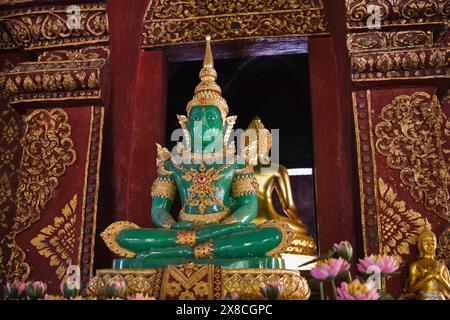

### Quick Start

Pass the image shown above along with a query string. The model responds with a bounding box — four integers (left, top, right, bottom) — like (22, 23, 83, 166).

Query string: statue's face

(419, 235, 436, 256)
(188, 105, 224, 152)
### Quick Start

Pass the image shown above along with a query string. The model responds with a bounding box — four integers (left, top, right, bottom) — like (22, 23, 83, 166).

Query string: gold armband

(176, 230, 197, 246)
(151, 177, 176, 200)
(231, 175, 258, 197)
(194, 240, 214, 259)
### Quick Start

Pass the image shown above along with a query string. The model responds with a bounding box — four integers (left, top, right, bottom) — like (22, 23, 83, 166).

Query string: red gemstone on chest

(196, 174, 207, 184)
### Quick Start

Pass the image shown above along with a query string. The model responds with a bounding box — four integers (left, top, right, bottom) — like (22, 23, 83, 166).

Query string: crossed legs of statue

(116, 223, 283, 260)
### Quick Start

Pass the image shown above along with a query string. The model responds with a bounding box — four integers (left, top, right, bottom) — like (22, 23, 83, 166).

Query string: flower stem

(319, 281, 325, 300)
(331, 279, 338, 299)
(346, 270, 353, 282)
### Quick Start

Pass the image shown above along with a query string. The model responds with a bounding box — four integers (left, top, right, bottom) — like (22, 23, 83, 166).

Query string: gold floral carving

(375, 93, 450, 223)
(347, 30, 433, 52)
(378, 178, 426, 262)
(222, 269, 310, 300)
(142, 0, 328, 48)
(0, 59, 104, 105)
(175, 162, 231, 215)
(87, 267, 310, 300)
(0, 105, 29, 284)
(351, 48, 448, 81)
(0, 3, 108, 50)
(437, 227, 450, 267)
(31, 194, 78, 280)
(15, 108, 76, 233)
(38, 47, 110, 62)
(160, 263, 217, 300)
(346, 0, 449, 28)
(0, 24, 17, 50)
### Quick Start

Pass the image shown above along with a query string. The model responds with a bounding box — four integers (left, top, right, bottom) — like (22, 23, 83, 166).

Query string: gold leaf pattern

(437, 227, 450, 267)
(15, 108, 76, 233)
(378, 177, 425, 262)
(31, 194, 78, 280)
(375, 93, 450, 222)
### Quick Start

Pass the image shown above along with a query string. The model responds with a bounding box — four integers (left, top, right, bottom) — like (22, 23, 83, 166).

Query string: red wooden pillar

(308, 37, 361, 254)
(127, 51, 168, 227)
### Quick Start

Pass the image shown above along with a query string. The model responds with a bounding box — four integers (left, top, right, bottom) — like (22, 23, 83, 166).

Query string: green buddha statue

(101, 36, 293, 269)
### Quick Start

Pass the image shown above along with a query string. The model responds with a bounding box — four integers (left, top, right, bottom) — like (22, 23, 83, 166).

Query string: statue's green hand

(170, 221, 194, 230)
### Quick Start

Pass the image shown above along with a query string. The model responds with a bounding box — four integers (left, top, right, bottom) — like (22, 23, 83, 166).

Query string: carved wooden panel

(353, 88, 449, 296)
(142, 0, 328, 48)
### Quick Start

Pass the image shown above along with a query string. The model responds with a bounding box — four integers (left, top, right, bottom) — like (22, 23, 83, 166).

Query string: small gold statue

(244, 117, 316, 258)
(408, 220, 450, 300)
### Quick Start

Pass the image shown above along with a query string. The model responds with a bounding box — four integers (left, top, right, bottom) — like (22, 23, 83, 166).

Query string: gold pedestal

(88, 263, 310, 300)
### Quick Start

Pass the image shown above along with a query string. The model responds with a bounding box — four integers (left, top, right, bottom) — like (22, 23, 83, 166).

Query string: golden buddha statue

(243, 117, 316, 262)
(408, 220, 450, 300)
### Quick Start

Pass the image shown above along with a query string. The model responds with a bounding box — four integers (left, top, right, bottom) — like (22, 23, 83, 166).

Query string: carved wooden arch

(141, 0, 329, 50)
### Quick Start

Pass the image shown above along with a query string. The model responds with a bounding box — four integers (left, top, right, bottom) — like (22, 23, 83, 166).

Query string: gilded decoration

(351, 48, 448, 81)
(437, 227, 450, 267)
(0, 3, 108, 50)
(31, 194, 78, 280)
(378, 178, 425, 262)
(0, 105, 26, 284)
(151, 177, 176, 201)
(231, 175, 259, 197)
(375, 93, 450, 223)
(160, 263, 219, 300)
(100, 221, 139, 258)
(0, 23, 16, 50)
(0, 59, 105, 105)
(174, 162, 232, 215)
(38, 47, 110, 62)
(142, 0, 328, 48)
(88, 266, 310, 300)
(347, 30, 434, 52)
(346, 0, 450, 29)
(15, 108, 76, 233)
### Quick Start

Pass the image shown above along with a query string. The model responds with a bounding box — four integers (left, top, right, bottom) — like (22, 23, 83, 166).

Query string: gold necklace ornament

(173, 162, 231, 214)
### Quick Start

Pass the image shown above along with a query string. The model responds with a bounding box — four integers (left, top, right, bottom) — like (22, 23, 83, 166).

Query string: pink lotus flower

(357, 254, 399, 274)
(332, 241, 353, 261)
(105, 280, 126, 299)
(25, 281, 47, 300)
(4, 282, 26, 299)
(223, 291, 241, 300)
(336, 279, 380, 300)
(310, 258, 350, 281)
(60, 279, 80, 299)
(260, 281, 284, 300)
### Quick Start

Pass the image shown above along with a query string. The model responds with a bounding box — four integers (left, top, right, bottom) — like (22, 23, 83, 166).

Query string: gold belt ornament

(178, 209, 230, 223)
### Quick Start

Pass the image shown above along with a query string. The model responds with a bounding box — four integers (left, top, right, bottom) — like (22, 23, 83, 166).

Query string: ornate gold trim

(100, 221, 140, 258)
(142, 0, 328, 48)
(151, 177, 176, 201)
(231, 175, 259, 197)
(194, 241, 213, 259)
(178, 209, 229, 224)
(0, 3, 108, 51)
(260, 220, 297, 257)
(176, 230, 196, 246)
(15, 108, 76, 234)
(87, 267, 310, 300)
